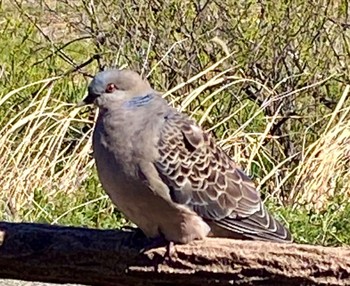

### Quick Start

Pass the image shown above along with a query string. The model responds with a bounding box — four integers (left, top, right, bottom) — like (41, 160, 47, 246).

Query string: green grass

(1, 0, 350, 247)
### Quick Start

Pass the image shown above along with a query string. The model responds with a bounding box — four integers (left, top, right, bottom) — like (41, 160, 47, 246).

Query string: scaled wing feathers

(155, 112, 291, 242)
(156, 112, 260, 219)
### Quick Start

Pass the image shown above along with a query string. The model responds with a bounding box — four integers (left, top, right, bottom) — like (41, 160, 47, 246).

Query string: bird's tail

(209, 204, 292, 243)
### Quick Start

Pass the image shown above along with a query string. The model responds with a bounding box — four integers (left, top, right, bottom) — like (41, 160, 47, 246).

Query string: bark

(0, 221, 349, 286)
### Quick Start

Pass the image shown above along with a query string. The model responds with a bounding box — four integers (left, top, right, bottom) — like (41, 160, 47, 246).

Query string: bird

(78, 68, 292, 244)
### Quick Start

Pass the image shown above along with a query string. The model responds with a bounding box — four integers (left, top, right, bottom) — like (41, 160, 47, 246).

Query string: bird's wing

(152, 111, 291, 242)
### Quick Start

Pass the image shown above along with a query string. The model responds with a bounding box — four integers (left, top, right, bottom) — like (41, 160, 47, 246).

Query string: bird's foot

(121, 226, 176, 259)
(141, 236, 175, 263)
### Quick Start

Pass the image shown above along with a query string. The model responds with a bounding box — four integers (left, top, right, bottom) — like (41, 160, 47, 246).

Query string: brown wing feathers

(156, 113, 292, 242)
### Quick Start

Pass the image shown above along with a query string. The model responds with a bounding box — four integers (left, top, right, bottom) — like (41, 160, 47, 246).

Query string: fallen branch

(0, 222, 349, 286)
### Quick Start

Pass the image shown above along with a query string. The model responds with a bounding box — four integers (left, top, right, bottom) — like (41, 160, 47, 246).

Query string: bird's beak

(76, 92, 98, 108)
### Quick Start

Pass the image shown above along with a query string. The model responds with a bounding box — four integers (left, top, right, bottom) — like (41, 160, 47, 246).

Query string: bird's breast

(93, 110, 161, 179)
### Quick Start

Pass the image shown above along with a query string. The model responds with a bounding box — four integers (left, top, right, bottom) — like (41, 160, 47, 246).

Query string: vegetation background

(1, 0, 350, 246)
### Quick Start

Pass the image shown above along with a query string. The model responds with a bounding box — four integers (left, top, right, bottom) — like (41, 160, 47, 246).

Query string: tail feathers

(210, 205, 292, 243)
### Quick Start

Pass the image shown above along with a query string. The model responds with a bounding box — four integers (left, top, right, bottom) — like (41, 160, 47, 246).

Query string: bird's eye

(105, 83, 117, 93)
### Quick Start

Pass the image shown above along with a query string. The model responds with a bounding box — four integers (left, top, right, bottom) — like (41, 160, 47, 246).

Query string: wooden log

(0, 221, 349, 286)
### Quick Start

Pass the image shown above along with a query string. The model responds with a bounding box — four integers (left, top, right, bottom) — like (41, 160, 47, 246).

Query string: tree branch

(0, 222, 349, 286)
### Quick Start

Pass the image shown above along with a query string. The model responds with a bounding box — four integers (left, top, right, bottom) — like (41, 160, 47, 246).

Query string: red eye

(106, 83, 117, 93)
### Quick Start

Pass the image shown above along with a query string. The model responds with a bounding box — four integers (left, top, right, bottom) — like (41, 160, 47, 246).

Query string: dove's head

(79, 69, 152, 107)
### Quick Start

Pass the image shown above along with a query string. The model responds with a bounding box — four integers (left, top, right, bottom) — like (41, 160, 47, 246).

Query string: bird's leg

(141, 234, 176, 263)
(165, 240, 175, 262)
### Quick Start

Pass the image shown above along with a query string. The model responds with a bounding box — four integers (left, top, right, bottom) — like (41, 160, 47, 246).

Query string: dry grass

(290, 85, 350, 209)
(0, 77, 94, 220)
